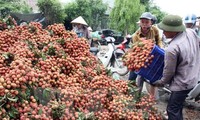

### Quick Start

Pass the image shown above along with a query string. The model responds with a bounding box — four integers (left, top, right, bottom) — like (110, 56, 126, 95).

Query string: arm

(132, 32, 140, 43)
(153, 26, 163, 48)
(156, 35, 163, 48)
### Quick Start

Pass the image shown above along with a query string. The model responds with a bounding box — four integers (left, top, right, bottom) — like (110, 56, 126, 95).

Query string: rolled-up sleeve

(161, 47, 178, 84)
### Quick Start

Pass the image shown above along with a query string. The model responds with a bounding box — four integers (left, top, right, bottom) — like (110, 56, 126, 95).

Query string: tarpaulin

(10, 12, 46, 25)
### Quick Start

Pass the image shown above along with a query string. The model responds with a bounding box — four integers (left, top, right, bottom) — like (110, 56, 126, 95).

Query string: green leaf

(38, 109, 43, 115)
(47, 46, 56, 56)
(81, 60, 87, 67)
(8, 107, 19, 119)
(51, 104, 66, 119)
(41, 52, 47, 60)
(0, 94, 6, 102)
(57, 39, 65, 45)
(105, 68, 112, 76)
(62, 51, 67, 59)
(7, 96, 18, 102)
(26, 40, 35, 51)
(43, 88, 51, 100)
(87, 112, 96, 119)
(78, 112, 85, 120)
(2, 52, 9, 59)
(49, 30, 54, 36)
(95, 65, 102, 75)
(2, 52, 14, 66)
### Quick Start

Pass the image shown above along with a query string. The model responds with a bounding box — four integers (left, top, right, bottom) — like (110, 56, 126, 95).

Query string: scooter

(159, 81, 200, 102)
(187, 82, 200, 101)
(116, 34, 132, 52)
(90, 35, 129, 78)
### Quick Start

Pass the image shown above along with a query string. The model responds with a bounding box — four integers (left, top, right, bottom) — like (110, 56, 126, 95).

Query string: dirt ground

(155, 93, 200, 120)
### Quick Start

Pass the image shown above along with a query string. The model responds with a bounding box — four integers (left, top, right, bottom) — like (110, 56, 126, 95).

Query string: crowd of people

(70, 13, 200, 120)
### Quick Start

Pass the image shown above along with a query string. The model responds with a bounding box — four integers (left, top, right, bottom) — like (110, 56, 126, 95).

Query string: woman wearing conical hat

(71, 16, 91, 39)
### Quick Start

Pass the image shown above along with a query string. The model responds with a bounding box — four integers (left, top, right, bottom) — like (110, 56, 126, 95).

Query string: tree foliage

(20, 1, 33, 14)
(64, 0, 107, 30)
(140, 0, 151, 11)
(109, 0, 167, 34)
(140, 0, 167, 23)
(109, 0, 145, 35)
(37, 0, 65, 25)
(149, 5, 167, 24)
(0, 0, 32, 17)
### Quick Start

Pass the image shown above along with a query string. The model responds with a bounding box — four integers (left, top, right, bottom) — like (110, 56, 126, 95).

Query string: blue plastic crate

(135, 45, 165, 84)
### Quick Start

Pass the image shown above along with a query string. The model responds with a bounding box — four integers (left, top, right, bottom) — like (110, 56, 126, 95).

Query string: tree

(149, 6, 167, 24)
(20, 1, 33, 13)
(37, 0, 65, 25)
(0, 0, 32, 17)
(109, 0, 145, 35)
(64, 0, 107, 30)
(140, 0, 167, 23)
(64, 0, 91, 22)
(140, 0, 151, 11)
(89, 0, 108, 30)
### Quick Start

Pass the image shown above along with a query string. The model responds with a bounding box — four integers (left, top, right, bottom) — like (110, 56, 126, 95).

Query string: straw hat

(88, 26, 92, 31)
(71, 16, 88, 26)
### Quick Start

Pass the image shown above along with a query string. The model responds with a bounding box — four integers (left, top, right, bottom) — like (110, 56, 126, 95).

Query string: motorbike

(116, 34, 132, 52)
(187, 82, 200, 101)
(158, 81, 200, 102)
(90, 35, 129, 78)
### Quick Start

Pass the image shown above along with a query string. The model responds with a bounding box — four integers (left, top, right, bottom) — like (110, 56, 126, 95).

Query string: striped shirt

(160, 29, 200, 91)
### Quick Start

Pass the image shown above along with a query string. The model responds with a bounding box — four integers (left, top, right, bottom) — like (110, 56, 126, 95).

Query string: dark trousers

(128, 70, 137, 80)
(167, 89, 192, 120)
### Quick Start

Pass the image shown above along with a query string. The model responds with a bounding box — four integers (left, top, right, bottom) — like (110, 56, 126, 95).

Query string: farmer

(71, 16, 91, 39)
(153, 14, 200, 120)
(129, 12, 163, 98)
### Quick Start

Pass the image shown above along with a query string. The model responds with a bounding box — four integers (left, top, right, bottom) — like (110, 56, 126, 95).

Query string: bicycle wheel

(112, 48, 129, 76)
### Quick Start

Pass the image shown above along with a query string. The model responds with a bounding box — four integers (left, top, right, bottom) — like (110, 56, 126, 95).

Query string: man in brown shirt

(154, 14, 200, 120)
(132, 25, 163, 47)
(129, 12, 163, 98)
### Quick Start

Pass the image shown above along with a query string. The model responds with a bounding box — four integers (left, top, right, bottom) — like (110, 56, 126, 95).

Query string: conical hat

(88, 26, 92, 31)
(71, 16, 88, 26)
